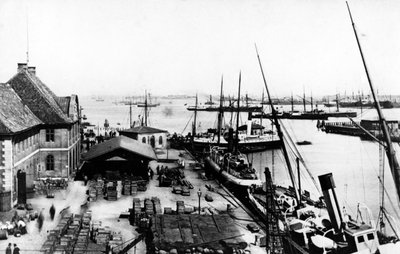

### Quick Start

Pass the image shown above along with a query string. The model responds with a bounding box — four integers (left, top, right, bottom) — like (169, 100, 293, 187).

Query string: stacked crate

(177, 201, 185, 214)
(108, 233, 124, 253)
(131, 198, 142, 225)
(123, 180, 131, 195)
(107, 182, 118, 201)
(131, 182, 138, 195)
(152, 197, 162, 214)
(96, 179, 104, 199)
(137, 181, 147, 191)
(117, 181, 122, 198)
(181, 186, 190, 196)
(95, 227, 111, 245)
(145, 198, 154, 216)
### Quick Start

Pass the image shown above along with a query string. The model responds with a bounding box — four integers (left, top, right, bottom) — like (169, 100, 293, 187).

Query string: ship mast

(234, 72, 241, 154)
(346, 2, 400, 201)
(217, 76, 224, 145)
(255, 45, 300, 203)
(192, 93, 198, 143)
(144, 90, 148, 127)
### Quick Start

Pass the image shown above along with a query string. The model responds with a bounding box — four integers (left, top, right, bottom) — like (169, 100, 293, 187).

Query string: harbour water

(80, 96, 400, 229)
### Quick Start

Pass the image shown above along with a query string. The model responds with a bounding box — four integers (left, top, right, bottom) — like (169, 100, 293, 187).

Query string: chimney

(17, 63, 28, 72)
(28, 66, 36, 75)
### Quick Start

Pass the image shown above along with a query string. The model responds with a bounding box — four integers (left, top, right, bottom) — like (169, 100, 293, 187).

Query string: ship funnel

(227, 128, 234, 152)
(318, 173, 343, 233)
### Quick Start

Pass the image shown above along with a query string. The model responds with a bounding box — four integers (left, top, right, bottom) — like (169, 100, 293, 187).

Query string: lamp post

(197, 189, 202, 215)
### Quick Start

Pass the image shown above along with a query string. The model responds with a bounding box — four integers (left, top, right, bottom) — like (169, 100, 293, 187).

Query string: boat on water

(296, 140, 312, 145)
(204, 146, 262, 187)
(204, 95, 216, 105)
(187, 105, 262, 112)
(193, 124, 280, 153)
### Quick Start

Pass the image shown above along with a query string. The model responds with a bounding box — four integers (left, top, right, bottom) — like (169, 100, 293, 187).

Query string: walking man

(12, 244, 19, 254)
(5, 243, 12, 254)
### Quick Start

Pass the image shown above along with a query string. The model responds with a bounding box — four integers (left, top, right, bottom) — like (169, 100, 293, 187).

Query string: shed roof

(82, 136, 157, 161)
(0, 83, 42, 134)
(119, 126, 168, 134)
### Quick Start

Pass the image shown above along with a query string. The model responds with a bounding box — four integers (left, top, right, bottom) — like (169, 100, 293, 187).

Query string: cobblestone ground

(0, 181, 87, 253)
(0, 149, 266, 253)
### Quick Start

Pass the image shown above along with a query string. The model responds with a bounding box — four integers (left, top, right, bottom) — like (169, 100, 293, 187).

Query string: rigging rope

(279, 119, 322, 195)
(181, 114, 193, 134)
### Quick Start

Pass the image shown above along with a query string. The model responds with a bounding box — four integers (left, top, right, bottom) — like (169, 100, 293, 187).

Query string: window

(46, 129, 55, 142)
(159, 136, 163, 145)
(357, 235, 365, 243)
(46, 155, 54, 171)
(367, 233, 374, 240)
(142, 137, 146, 143)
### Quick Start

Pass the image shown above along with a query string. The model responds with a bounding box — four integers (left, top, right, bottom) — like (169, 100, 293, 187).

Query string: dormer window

(46, 129, 55, 142)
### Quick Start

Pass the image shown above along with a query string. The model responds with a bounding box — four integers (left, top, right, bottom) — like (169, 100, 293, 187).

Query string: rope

(181, 114, 193, 134)
(280, 120, 321, 195)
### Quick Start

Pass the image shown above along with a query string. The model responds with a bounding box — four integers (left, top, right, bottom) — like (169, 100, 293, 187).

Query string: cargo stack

(130, 198, 141, 226)
(94, 227, 111, 245)
(108, 233, 124, 253)
(117, 180, 122, 199)
(107, 182, 118, 201)
(131, 182, 138, 195)
(181, 186, 190, 196)
(176, 201, 185, 214)
(123, 179, 131, 195)
(137, 181, 147, 191)
(96, 179, 105, 199)
(152, 197, 162, 214)
(40, 213, 73, 254)
(145, 198, 154, 216)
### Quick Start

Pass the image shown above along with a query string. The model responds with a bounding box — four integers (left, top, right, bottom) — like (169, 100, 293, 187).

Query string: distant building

(0, 63, 80, 211)
(119, 126, 168, 149)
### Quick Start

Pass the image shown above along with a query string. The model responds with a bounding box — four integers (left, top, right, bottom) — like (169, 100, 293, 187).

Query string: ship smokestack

(318, 173, 343, 233)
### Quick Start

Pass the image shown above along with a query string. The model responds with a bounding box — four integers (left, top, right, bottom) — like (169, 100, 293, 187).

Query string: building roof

(82, 136, 157, 161)
(119, 126, 168, 134)
(7, 69, 72, 125)
(0, 83, 42, 134)
(56, 96, 71, 115)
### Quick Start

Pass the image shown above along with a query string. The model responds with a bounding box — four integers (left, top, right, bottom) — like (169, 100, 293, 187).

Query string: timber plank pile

(149, 214, 247, 254)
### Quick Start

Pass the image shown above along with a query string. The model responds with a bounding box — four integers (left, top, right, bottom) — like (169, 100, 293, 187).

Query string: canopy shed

(80, 136, 157, 180)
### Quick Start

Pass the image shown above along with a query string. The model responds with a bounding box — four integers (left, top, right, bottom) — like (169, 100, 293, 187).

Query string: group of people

(5, 243, 19, 254)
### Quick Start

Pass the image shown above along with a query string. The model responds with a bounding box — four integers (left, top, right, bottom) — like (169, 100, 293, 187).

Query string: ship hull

(204, 157, 262, 187)
(193, 139, 281, 153)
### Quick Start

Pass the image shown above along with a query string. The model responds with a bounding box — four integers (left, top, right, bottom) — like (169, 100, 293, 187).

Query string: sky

(0, 0, 399, 98)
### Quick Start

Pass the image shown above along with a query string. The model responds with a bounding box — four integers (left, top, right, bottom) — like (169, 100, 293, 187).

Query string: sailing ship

(137, 92, 160, 108)
(246, 4, 400, 254)
(204, 73, 263, 187)
(191, 77, 280, 153)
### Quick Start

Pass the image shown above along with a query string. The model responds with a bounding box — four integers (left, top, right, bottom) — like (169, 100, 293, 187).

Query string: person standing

(5, 243, 12, 254)
(37, 210, 44, 233)
(12, 244, 19, 254)
(49, 204, 55, 221)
